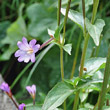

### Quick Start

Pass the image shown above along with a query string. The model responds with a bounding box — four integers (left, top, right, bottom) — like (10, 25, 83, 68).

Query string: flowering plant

(0, 0, 110, 110)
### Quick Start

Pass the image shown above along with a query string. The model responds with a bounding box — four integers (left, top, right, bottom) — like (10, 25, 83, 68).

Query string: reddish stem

(40, 37, 54, 49)
(10, 96, 19, 109)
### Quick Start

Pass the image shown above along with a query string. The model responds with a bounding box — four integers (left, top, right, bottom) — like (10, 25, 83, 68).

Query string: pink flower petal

(29, 39, 36, 47)
(32, 85, 36, 93)
(18, 103, 26, 110)
(22, 37, 28, 45)
(24, 55, 30, 63)
(18, 56, 25, 62)
(26, 85, 36, 99)
(15, 50, 25, 57)
(31, 54, 35, 62)
(26, 86, 32, 94)
(17, 41, 29, 51)
(33, 44, 40, 53)
(0, 82, 10, 93)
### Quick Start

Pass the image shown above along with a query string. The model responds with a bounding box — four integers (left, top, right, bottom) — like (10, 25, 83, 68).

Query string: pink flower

(26, 84, 36, 100)
(15, 37, 40, 63)
(18, 103, 26, 110)
(0, 82, 12, 97)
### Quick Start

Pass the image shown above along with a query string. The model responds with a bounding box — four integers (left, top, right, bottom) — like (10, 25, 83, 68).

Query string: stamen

(27, 48, 33, 54)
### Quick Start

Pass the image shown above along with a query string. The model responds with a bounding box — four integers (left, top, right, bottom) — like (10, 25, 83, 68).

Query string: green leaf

(48, 29, 55, 37)
(92, 71, 103, 80)
(0, 16, 27, 61)
(64, 77, 80, 87)
(26, 105, 41, 110)
(77, 79, 103, 91)
(61, 8, 84, 29)
(79, 103, 94, 110)
(83, 57, 106, 75)
(0, 21, 10, 40)
(102, 106, 110, 110)
(42, 82, 74, 110)
(26, 3, 57, 42)
(63, 44, 72, 55)
(85, 18, 105, 46)
(0, 3, 27, 61)
(54, 23, 63, 40)
(65, 77, 103, 91)
(79, 92, 88, 102)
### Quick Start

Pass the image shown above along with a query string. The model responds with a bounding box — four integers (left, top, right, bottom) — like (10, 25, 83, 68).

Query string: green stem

(73, 34, 89, 110)
(58, 0, 65, 109)
(59, 0, 71, 110)
(98, 45, 110, 110)
(57, 0, 61, 26)
(90, 47, 96, 57)
(73, 91, 80, 110)
(82, 0, 86, 38)
(95, 35, 102, 57)
(62, 0, 71, 45)
(57, 0, 64, 81)
(57, 0, 66, 109)
(70, 32, 82, 79)
(60, 47, 64, 80)
(24, 44, 54, 89)
(93, 94, 100, 110)
(91, 0, 99, 24)
(11, 62, 32, 89)
(79, 34, 90, 77)
(73, 0, 99, 109)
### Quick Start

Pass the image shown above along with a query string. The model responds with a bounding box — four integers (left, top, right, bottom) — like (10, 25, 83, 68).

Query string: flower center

(27, 48, 33, 54)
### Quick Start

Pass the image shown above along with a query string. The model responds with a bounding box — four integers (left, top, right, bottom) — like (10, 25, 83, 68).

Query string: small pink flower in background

(15, 37, 40, 63)
(0, 82, 12, 97)
(26, 84, 36, 100)
(18, 103, 26, 110)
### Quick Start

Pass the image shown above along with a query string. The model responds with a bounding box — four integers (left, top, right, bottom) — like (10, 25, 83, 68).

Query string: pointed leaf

(83, 57, 106, 75)
(42, 82, 74, 110)
(48, 29, 55, 37)
(63, 44, 72, 55)
(85, 18, 105, 46)
(61, 8, 84, 29)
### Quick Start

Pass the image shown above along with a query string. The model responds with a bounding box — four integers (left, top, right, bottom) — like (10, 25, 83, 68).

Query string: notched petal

(33, 44, 40, 53)
(29, 39, 37, 47)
